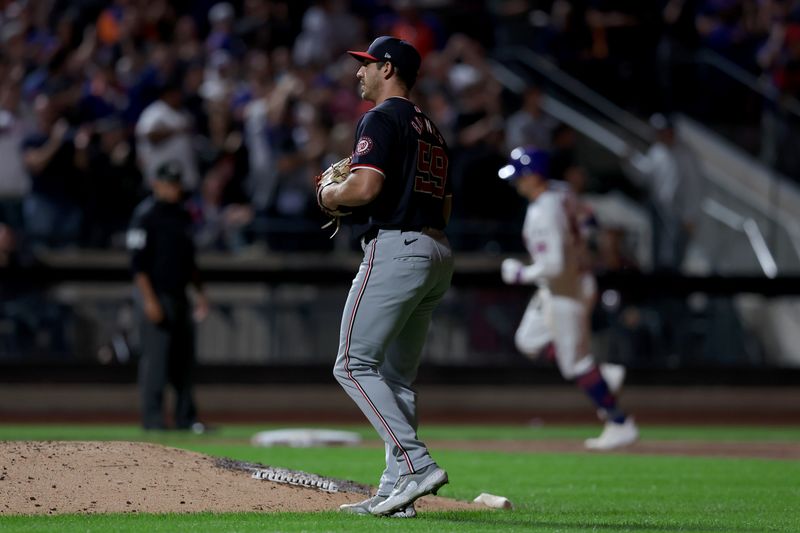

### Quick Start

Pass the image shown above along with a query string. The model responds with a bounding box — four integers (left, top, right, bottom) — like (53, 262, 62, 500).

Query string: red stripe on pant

(343, 238, 415, 473)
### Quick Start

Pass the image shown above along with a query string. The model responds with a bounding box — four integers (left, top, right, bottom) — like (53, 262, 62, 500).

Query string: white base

(251, 428, 362, 448)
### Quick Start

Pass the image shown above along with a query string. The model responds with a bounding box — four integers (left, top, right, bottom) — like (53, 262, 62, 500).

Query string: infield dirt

(3, 436, 796, 516)
(0, 441, 478, 516)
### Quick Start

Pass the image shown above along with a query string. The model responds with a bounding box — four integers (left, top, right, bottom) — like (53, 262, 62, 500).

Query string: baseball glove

(315, 156, 352, 238)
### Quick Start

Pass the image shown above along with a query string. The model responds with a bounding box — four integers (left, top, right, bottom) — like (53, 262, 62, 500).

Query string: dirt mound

(0, 441, 477, 515)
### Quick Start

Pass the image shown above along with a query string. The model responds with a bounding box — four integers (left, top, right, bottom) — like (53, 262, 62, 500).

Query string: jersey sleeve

(134, 105, 158, 136)
(350, 111, 394, 178)
(127, 204, 154, 275)
(519, 196, 566, 283)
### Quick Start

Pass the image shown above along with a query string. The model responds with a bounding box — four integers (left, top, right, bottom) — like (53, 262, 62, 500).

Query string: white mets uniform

(504, 178, 636, 449)
(504, 182, 598, 379)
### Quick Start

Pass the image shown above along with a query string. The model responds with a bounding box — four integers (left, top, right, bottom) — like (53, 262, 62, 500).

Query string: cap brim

(347, 51, 379, 62)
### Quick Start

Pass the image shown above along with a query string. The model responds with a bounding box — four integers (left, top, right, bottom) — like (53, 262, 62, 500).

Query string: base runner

(499, 146, 639, 450)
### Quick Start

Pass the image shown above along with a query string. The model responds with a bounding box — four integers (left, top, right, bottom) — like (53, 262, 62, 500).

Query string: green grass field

(1, 424, 799, 532)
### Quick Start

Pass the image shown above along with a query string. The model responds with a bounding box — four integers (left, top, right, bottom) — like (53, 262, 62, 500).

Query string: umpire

(127, 159, 209, 431)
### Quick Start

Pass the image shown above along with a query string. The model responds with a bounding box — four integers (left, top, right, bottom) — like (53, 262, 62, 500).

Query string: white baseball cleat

(370, 463, 448, 516)
(585, 417, 639, 451)
(339, 495, 416, 518)
(600, 363, 626, 395)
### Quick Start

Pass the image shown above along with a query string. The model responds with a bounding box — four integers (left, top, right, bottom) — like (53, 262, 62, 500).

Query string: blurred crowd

(0, 0, 782, 368)
(501, 0, 800, 174)
(0, 0, 794, 266)
(497, 0, 800, 112)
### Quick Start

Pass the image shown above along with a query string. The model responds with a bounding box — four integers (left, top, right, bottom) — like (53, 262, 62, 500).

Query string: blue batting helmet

(498, 146, 550, 182)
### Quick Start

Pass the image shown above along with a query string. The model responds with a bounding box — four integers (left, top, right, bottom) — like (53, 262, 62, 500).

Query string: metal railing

(702, 198, 778, 278)
(489, 44, 799, 276)
(491, 46, 655, 143)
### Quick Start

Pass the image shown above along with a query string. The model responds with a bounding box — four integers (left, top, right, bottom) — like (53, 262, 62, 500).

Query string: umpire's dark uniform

(127, 161, 203, 430)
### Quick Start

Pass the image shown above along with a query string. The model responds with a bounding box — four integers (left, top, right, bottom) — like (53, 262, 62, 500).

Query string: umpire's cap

(348, 36, 421, 84)
(498, 146, 550, 182)
(155, 160, 183, 184)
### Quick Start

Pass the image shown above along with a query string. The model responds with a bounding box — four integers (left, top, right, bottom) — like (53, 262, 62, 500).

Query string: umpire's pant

(137, 293, 197, 430)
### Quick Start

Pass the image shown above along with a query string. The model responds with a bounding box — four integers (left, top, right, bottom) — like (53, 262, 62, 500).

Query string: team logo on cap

(355, 136, 374, 156)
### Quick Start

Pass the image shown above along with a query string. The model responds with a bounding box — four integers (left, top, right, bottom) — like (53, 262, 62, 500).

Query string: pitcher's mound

(0, 441, 477, 515)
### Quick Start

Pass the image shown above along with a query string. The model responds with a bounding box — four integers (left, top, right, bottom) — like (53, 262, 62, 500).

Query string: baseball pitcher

(316, 36, 452, 517)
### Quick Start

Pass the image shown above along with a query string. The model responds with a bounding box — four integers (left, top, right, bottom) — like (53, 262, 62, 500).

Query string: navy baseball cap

(498, 146, 550, 182)
(348, 36, 421, 78)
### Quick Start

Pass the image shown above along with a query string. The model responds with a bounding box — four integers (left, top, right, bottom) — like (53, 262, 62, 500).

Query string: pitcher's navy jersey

(349, 96, 451, 235)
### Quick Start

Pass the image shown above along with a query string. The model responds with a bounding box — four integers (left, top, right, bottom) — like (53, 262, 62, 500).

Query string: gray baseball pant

(333, 228, 453, 495)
